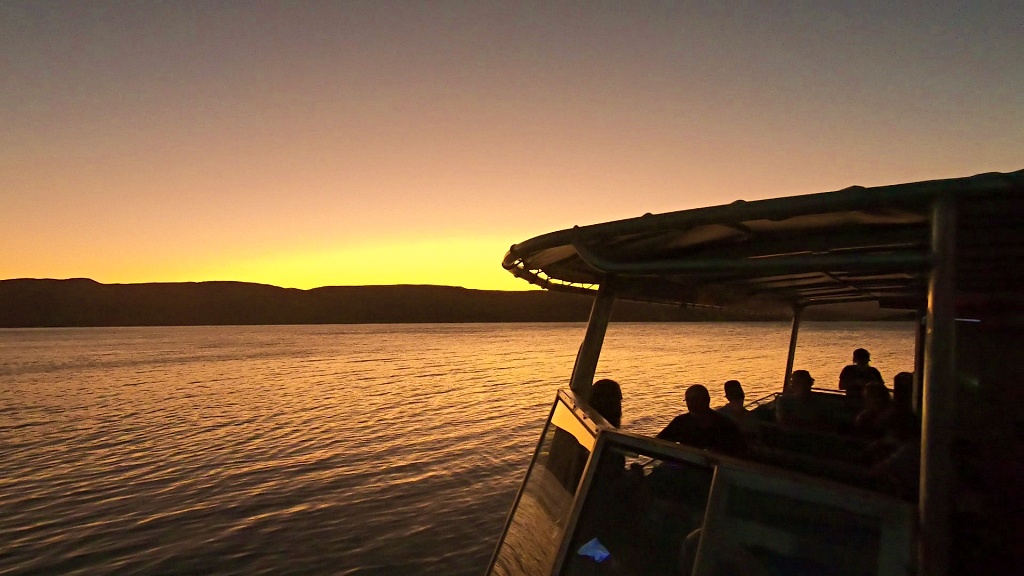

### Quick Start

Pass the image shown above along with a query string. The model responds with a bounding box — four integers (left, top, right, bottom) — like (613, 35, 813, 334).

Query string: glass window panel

(490, 394, 598, 576)
(558, 435, 715, 576)
(694, 467, 913, 576)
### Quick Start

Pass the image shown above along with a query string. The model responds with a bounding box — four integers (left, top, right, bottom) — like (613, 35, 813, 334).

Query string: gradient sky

(2, 1, 1021, 290)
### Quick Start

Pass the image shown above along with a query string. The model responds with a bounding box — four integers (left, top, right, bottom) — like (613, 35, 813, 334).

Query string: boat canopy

(503, 169, 1023, 317)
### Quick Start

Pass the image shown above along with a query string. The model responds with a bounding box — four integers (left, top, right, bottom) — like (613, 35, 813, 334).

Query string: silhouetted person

(658, 385, 746, 455)
(870, 410, 921, 500)
(590, 378, 622, 428)
(547, 379, 624, 494)
(887, 371, 917, 440)
(863, 374, 919, 469)
(839, 348, 883, 398)
(716, 380, 759, 442)
(854, 381, 895, 438)
(892, 371, 914, 416)
(776, 370, 828, 431)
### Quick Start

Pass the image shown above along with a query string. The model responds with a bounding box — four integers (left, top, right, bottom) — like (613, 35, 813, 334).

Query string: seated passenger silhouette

(589, 378, 622, 428)
(657, 385, 746, 455)
(547, 379, 623, 494)
(839, 348, 883, 398)
(854, 382, 895, 438)
(892, 371, 914, 416)
(776, 370, 828, 431)
(887, 371, 917, 439)
(716, 380, 759, 442)
(870, 410, 921, 500)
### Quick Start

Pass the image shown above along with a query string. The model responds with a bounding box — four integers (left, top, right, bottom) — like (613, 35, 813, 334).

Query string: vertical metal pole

(783, 305, 804, 392)
(913, 309, 927, 415)
(919, 197, 956, 576)
(569, 281, 616, 399)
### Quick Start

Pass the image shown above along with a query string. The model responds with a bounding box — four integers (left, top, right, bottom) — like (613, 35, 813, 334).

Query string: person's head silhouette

(853, 348, 871, 365)
(590, 379, 622, 427)
(790, 370, 815, 396)
(724, 380, 745, 404)
(685, 384, 712, 414)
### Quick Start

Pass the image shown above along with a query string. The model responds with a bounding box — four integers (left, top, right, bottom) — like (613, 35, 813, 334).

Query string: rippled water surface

(0, 322, 914, 575)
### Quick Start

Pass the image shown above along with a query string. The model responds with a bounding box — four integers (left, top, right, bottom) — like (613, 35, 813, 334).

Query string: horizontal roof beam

(572, 239, 933, 277)
(627, 226, 929, 263)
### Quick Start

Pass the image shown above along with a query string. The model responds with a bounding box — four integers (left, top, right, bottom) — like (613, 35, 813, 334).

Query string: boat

(485, 169, 1023, 575)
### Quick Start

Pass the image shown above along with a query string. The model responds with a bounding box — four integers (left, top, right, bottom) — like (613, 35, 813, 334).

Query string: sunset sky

(2, 2, 1021, 290)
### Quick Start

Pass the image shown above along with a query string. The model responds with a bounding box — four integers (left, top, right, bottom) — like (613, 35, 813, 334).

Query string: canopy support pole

(783, 304, 804, 392)
(913, 309, 927, 414)
(919, 197, 957, 576)
(569, 280, 616, 399)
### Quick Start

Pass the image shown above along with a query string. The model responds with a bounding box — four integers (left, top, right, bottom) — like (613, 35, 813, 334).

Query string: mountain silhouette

(0, 279, 768, 327)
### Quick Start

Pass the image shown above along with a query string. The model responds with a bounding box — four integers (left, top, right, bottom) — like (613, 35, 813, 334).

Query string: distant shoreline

(1, 278, 787, 328)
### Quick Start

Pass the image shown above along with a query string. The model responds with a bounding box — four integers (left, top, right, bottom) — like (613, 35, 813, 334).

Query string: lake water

(0, 322, 914, 575)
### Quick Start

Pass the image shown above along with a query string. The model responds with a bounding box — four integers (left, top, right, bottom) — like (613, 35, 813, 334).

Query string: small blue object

(577, 537, 610, 562)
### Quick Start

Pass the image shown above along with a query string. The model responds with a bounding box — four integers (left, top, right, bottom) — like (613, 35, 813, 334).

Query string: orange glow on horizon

(0, 237, 535, 291)
(196, 238, 533, 290)
(1, 4, 1020, 289)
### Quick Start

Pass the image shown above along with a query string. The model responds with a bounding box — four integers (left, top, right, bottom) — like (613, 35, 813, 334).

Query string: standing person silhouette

(839, 348, 883, 398)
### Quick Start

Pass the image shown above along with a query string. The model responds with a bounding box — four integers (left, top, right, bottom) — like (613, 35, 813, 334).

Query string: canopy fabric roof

(503, 169, 1024, 317)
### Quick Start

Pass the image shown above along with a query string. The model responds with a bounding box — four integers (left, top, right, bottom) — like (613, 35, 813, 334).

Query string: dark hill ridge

(0, 279, 767, 327)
